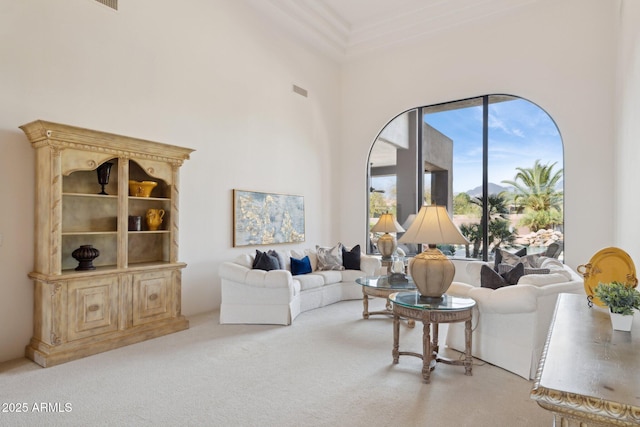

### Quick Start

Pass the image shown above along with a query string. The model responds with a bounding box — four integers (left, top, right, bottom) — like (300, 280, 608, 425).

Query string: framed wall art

(233, 189, 305, 247)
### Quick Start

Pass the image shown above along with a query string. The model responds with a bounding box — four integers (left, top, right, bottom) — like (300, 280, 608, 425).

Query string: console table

(531, 293, 640, 426)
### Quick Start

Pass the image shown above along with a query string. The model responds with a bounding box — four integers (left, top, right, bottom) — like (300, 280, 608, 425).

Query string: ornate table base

(390, 292, 474, 383)
(362, 287, 415, 328)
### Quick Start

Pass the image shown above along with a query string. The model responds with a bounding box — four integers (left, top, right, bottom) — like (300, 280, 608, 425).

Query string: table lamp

(398, 205, 469, 299)
(370, 213, 405, 260)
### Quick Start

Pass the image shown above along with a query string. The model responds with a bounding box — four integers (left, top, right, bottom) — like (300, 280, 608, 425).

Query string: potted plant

(594, 281, 640, 331)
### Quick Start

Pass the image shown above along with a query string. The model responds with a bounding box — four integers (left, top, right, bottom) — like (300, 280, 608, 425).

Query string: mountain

(465, 183, 513, 197)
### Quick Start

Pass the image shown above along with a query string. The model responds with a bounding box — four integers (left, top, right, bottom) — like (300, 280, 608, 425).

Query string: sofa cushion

(234, 253, 254, 269)
(342, 244, 361, 270)
(341, 269, 365, 283)
(291, 256, 312, 275)
(252, 250, 280, 271)
(465, 261, 491, 286)
(539, 257, 573, 280)
(316, 244, 345, 271)
(295, 273, 325, 291)
(481, 263, 524, 289)
(517, 272, 570, 286)
(313, 270, 342, 285)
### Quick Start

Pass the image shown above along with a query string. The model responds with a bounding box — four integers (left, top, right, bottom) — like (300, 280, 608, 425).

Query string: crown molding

(247, 0, 540, 62)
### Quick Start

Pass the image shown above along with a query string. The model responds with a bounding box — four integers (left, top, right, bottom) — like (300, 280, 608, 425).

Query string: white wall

(0, 0, 632, 365)
(0, 0, 340, 363)
(338, 0, 619, 272)
(616, 0, 640, 261)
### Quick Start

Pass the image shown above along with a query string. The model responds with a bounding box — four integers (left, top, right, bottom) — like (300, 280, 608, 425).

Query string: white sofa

(445, 258, 584, 379)
(218, 248, 381, 325)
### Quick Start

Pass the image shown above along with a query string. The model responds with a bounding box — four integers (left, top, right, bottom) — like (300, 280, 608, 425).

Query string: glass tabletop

(356, 275, 416, 291)
(389, 291, 476, 311)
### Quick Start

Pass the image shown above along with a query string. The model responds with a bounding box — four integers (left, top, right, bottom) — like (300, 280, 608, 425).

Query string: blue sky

(424, 98, 563, 193)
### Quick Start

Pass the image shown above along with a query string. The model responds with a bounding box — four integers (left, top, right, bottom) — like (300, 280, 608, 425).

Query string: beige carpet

(0, 298, 551, 426)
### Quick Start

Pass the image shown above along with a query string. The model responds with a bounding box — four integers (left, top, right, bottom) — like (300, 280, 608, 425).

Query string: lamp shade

(371, 213, 405, 260)
(371, 213, 405, 233)
(398, 205, 468, 245)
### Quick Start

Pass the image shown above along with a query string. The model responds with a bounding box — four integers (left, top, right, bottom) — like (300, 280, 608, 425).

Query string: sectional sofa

(218, 246, 381, 325)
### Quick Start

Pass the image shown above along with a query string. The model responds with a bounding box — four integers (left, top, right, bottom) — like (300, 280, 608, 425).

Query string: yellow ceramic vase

(146, 208, 165, 231)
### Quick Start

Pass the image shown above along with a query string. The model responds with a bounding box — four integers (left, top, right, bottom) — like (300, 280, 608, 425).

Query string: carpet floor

(0, 298, 552, 426)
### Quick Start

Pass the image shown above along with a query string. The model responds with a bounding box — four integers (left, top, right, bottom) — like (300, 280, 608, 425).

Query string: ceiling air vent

(95, 0, 118, 10)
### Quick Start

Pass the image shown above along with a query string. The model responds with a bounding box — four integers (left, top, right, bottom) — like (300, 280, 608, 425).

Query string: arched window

(367, 95, 564, 261)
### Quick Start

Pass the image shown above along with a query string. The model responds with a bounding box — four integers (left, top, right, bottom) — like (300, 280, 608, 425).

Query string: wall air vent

(95, 0, 118, 10)
(293, 85, 308, 98)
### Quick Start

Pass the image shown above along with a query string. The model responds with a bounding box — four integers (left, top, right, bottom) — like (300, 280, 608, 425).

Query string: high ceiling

(247, 0, 539, 61)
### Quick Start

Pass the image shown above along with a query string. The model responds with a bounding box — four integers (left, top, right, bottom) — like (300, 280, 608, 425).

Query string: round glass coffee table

(389, 291, 476, 383)
(356, 276, 417, 327)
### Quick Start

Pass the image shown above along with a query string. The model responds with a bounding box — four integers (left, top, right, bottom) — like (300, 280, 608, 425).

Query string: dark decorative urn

(96, 162, 113, 195)
(72, 245, 100, 271)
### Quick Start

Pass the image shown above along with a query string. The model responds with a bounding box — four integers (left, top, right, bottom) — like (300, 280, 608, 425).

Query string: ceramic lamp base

(409, 247, 455, 298)
(377, 233, 397, 260)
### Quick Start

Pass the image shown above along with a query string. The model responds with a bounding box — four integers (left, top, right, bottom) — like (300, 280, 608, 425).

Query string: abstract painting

(233, 189, 305, 247)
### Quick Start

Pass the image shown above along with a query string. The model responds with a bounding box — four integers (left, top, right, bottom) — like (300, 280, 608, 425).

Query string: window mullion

(482, 96, 489, 262)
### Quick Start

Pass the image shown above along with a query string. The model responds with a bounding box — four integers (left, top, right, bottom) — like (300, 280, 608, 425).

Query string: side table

(389, 291, 475, 383)
(356, 276, 416, 327)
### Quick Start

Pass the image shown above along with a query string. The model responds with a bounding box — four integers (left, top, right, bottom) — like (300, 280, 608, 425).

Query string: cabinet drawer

(67, 276, 119, 341)
(132, 270, 172, 326)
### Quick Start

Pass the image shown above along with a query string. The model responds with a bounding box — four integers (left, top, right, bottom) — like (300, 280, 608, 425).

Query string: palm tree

(502, 160, 563, 231)
(460, 192, 515, 258)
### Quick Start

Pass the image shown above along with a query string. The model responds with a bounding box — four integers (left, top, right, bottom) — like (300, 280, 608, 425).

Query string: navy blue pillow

(342, 244, 361, 270)
(253, 250, 280, 271)
(291, 256, 312, 275)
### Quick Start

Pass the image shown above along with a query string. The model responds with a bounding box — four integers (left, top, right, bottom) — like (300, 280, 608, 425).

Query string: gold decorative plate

(577, 247, 638, 306)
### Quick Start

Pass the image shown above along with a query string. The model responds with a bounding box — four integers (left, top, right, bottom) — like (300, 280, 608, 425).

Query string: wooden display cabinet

(20, 120, 194, 367)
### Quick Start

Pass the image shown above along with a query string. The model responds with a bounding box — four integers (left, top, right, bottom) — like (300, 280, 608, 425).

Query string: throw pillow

(290, 256, 312, 275)
(481, 263, 525, 289)
(494, 247, 527, 270)
(316, 244, 345, 271)
(252, 250, 280, 271)
(341, 244, 361, 270)
(267, 249, 286, 270)
(495, 248, 543, 270)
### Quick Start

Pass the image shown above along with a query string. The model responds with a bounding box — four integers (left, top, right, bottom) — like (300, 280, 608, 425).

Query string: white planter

(610, 312, 634, 332)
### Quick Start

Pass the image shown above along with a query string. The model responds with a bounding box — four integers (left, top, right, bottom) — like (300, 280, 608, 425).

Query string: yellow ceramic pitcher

(146, 208, 165, 231)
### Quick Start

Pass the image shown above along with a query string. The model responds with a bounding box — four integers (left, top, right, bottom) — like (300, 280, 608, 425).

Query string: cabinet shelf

(63, 193, 118, 199)
(62, 231, 118, 236)
(128, 196, 169, 201)
(60, 264, 118, 276)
